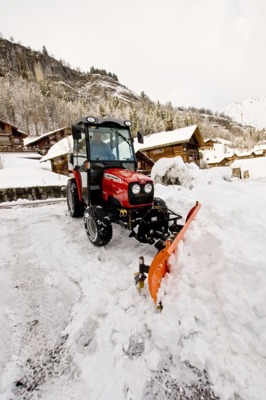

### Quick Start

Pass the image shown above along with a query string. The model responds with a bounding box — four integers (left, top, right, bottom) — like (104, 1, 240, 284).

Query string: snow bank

(151, 156, 232, 187)
(0, 152, 68, 189)
(0, 167, 68, 189)
(0, 152, 44, 169)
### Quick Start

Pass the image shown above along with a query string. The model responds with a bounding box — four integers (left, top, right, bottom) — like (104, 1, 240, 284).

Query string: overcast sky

(1, 0, 266, 112)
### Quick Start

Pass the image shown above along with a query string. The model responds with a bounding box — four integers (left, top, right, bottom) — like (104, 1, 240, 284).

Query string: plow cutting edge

(147, 201, 201, 303)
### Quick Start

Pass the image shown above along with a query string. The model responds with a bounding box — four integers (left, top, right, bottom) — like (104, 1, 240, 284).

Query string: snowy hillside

(0, 155, 266, 400)
(223, 97, 266, 129)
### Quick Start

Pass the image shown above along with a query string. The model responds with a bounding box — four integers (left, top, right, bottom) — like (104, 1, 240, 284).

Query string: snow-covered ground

(0, 154, 266, 400)
(0, 152, 68, 189)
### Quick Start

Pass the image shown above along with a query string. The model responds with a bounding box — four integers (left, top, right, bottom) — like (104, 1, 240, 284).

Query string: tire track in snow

(1, 204, 82, 399)
(1, 202, 149, 399)
(1, 202, 165, 399)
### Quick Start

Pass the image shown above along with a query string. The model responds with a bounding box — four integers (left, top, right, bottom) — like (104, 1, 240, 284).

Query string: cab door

(74, 132, 89, 202)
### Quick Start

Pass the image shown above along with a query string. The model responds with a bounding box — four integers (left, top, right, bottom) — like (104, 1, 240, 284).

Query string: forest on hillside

(0, 35, 266, 148)
(0, 72, 265, 149)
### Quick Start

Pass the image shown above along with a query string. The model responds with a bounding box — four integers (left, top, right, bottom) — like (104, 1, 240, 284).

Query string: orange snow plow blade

(148, 201, 201, 303)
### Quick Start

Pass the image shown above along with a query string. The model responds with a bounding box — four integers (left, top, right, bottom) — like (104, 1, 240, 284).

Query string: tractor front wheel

(67, 178, 84, 218)
(84, 206, 112, 246)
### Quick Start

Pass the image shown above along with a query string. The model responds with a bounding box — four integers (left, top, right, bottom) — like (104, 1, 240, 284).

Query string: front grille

(128, 182, 154, 205)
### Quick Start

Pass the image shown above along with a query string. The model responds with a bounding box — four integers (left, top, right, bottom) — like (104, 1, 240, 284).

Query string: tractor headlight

(132, 184, 141, 194)
(144, 183, 153, 193)
(86, 116, 96, 123)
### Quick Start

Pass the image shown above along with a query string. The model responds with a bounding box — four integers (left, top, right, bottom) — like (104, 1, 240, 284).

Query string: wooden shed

(135, 125, 204, 173)
(25, 127, 71, 155)
(0, 119, 28, 151)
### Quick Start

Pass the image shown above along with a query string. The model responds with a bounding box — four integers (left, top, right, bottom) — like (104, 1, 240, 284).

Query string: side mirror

(72, 124, 82, 140)
(137, 131, 144, 144)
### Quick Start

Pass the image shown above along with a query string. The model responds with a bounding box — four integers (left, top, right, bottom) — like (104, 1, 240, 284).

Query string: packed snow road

(1, 170, 266, 400)
(0, 202, 161, 400)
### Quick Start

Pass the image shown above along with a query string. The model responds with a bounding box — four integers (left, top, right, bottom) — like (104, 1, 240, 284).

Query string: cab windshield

(88, 127, 134, 161)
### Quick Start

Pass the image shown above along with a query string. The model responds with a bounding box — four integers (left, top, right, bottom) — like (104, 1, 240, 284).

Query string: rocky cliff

(0, 37, 138, 103)
(0, 38, 79, 82)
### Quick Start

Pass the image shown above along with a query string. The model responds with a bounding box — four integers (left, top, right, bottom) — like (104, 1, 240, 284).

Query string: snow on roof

(134, 125, 200, 152)
(25, 126, 69, 146)
(40, 136, 73, 162)
(205, 153, 228, 164)
(235, 150, 253, 157)
(253, 149, 264, 155)
(254, 140, 266, 151)
(0, 118, 18, 129)
(204, 137, 232, 145)
(0, 118, 28, 137)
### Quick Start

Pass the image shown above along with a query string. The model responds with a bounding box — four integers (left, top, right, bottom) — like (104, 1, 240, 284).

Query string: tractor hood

(102, 168, 154, 208)
(103, 168, 153, 184)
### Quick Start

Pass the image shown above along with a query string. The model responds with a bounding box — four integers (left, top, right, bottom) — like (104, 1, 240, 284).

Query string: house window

(0, 136, 11, 145)
(153, 148, 164, 154)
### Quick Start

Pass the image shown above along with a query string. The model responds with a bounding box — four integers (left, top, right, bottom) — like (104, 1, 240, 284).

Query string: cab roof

(73, 116, 131, 128)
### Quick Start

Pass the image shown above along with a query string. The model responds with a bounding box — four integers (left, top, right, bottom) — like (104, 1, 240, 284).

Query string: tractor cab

(70, 116, 144, 207)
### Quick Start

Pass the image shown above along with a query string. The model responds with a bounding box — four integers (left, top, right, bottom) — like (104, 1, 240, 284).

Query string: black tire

(84, 205, 112, 246)
(67, 178, 84, 218)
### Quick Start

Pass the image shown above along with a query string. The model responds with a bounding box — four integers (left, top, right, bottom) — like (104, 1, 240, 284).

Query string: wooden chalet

(135, 125, 204, 173)
(202, 138, 232, 150)
(0, 119, 28, 151)
(25, 127, 71, 155)
(202, 139, 215, 149)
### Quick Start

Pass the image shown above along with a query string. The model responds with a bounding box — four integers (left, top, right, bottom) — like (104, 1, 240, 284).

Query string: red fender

(148, 202, 201, 303)
(73, 170, 83, 202)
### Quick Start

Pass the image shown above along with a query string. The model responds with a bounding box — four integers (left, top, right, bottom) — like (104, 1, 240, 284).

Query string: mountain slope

(222, 97, 266, 130)
(0, 37, 265, 148)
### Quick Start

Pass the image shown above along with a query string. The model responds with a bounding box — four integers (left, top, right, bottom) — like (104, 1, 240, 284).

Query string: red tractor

(67, 116, 183, 247)
(67, 116, 201, 303)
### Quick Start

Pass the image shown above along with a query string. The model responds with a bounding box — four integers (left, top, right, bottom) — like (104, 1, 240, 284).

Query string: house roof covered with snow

(40, 136, 73, 162)
(204, 137, 232, 146)
(254, 140, 266, 151)
(25, 126, 70, 146)
(0, 118, 28, 138)
(134, 125, 204, 152)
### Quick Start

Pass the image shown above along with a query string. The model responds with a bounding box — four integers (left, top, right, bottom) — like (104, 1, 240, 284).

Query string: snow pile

(151, 156, 232, 187)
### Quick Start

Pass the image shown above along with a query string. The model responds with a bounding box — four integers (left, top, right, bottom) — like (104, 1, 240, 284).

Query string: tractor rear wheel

(84, 206, 112, 246)
(67, 178, 84, 218)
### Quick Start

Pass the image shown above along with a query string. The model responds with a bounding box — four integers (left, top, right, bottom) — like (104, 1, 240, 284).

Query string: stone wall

(0, 186, 66, 203)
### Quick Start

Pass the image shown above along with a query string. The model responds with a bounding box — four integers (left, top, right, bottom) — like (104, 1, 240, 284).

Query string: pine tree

(42, 46, 48, 56)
